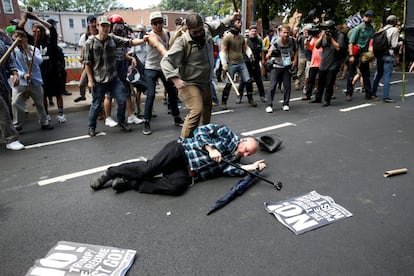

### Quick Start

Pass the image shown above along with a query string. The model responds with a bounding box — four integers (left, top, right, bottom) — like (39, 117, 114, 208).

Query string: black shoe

(236, 97, 242, 104)
(383, 98, 395, 103)
(322, 102, 330, 107)
(90, 171, 113, 190)
(174, 117, 184, 127)
(143, 122, 151, 135)
(301, 95, 311, 101)
(63, 90, 72, 96)
(74, 96, 86, 102)
(41, 124, 54, 130)
(88, 127, 96, 136)
(118, 122, 132, 132)
(15, 125, 23, 131)
(310, 99, 322, 103)
(112, 177, 132, 192)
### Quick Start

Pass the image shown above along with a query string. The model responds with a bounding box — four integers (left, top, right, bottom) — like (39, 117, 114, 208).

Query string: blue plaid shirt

(0, 40, 17, 97)
(181, 124, 245, 180)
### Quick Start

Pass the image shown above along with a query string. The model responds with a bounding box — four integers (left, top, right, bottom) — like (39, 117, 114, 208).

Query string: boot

(221, 84, 231, 105)
(90, 171, 113, 190)
(112, 177, 133, 192)
(247, 96, 257, 107)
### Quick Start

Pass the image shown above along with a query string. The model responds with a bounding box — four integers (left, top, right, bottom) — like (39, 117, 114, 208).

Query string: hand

(12, 74, 19, 86)
(253, 159, 266, 171)
(349, 56, 355, 64)
(23, 73, 31, 81)
(171, 77, 186, 89)
(130, 57, 137, 68)
(208, 148, 222, 163)
(222, 65, 228, 72)
(87, 80, 95, 91)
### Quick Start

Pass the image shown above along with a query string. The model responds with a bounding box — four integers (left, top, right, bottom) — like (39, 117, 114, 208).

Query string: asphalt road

(1, 72, 414, 276)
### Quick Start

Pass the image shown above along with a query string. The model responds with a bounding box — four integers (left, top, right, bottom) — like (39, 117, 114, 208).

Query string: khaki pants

(178, 84, 212, 138)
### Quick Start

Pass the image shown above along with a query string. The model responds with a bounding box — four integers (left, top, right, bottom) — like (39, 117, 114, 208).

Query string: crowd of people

(0, 9, 409, 151)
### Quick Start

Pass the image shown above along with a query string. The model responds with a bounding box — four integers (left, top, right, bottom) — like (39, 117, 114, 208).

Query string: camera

(321, 20, 336, 37)
(307, 23, 321, 37)
(270, 48, 281, 58)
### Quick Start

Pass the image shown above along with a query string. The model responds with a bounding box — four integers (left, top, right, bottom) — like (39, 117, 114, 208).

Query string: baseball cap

(386, 15, 397, 23)
(9, 18, 20, 25)
(364, 10, 374, 17)
(149, 11, 163, 22)
(47, 18, 58, 25)
(97, 16, 111, 25)
(87, 15, 97, 24)
(175, 17, 184, 25)
(249, 25, 257, 30)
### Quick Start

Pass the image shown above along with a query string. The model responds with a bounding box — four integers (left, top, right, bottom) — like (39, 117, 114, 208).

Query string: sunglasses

(151, 20, 164, 25)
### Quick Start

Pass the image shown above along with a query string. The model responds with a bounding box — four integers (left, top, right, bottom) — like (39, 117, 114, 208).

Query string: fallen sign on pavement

(265, 191, 353, 235)
(25, 241, 136, 276)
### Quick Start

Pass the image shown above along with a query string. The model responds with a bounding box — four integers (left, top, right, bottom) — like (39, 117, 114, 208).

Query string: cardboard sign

(25, 241, 136, 276)
(265, 191, 353, 235)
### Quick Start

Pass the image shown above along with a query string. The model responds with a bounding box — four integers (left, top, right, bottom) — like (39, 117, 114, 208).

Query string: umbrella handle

(196, 148, 282, 190)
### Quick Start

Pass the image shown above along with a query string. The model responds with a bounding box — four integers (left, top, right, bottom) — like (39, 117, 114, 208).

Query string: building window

(69, 18, 74, 28)
(81, 19, 86, 28)
(2, 0, 14, 13)
(163, 16, 168, 27)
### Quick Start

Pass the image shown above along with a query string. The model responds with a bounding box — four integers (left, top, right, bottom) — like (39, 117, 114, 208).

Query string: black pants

(316, 68, 339, 103)
(346, 56, 372, 97)
(107, 141, 191, 195)
(267, 67, 291, 106)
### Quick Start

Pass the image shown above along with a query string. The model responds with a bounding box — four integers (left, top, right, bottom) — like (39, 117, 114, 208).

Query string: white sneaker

(105, 117, 118, 127)
(6, 140, 25, 151)
(127, 114, 144, 124)
(46, 114, 51, 122)
(283, 105, 290, 111)
(265, 106, 273, 113)
(57, 114, 66, 123)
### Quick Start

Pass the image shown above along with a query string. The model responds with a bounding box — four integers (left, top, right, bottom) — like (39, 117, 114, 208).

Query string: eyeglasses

(151, 20, 164, 26)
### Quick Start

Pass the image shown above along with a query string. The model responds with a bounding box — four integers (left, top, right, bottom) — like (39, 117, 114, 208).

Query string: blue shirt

(181, 124, 245, 180)
(13, 45, 44, 86)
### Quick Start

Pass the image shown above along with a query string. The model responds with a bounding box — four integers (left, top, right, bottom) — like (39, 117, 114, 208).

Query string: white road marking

(212, 109, 234, 115)
(340, 103, 374, 112)
(403, 92, 414, 97)
(241, 122, 296, 136)
(38, 157, 147, 186)
(25, 132, 106, 149)
(390, 80, 404, 85)
(279, 97, 302, 103)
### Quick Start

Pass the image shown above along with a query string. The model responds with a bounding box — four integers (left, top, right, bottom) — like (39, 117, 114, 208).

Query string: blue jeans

(372, 55, 394, 99)
(144, 69, 179, 121)
(227, 62, 251, 84)
(88, 77, 126, 128)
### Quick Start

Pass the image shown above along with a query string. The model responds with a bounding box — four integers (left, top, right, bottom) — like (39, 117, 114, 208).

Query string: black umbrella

(207, 169, 261, 216)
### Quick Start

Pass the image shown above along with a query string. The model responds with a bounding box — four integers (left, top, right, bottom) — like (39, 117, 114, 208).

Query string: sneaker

(63, 90, 72, 96)
(236, 97, 242, 104)
(143, 122, 152, 135)
(57, 114, 66, 123)
(346, 95, 352, 101)
(174, 117, 184, 127)
(283, 105, 290, 111)
(265, 106, 273, 113)
(383, 98, 395, 103)
(367, 96, 380, 101)
(260, 97, 267, 103)
(105, 117, 118, 127)
(6, 140, 25, 151)
(46, 114, 51, 122)
(90, 171, 112, 190)
(74, 96, 86, 102)
(127, 114, 144, 124)
(221, 104, 227, 110)
(88, 127, 96, 137)
(212, 101, 219, 106)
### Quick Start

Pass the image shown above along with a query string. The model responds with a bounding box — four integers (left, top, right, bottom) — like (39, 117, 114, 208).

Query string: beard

(190, 29, 205, 45)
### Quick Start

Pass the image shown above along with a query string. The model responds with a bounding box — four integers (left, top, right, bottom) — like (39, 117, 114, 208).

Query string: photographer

(265, 25, 297, 113)
(312, 20, 347, 106)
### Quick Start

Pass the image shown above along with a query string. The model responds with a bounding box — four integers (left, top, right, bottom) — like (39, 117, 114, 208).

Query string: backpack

(372, 26, 390, 58)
